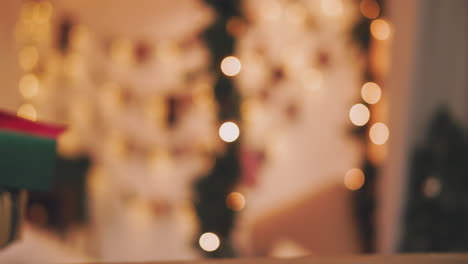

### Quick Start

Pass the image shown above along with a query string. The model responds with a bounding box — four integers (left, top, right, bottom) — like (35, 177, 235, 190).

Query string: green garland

(193, 0, 242, 258)
(351, 0, 383, 253)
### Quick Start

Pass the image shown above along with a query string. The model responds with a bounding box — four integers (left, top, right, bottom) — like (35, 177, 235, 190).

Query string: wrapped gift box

(0, 111, 64, 248)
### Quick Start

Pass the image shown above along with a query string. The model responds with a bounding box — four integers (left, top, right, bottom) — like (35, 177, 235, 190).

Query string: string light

(19, 73, 40, 99)
(302, 68, 323, 91)
(17, 103, 37, 121)
(33, 1, 53, 23)
(199, 232, 220, 252)
(110, 38, 134, 66)
(370, 19, 391, 40)
(57, 129, 80, 157)
(220, 56, 241, 77)
(18, 46, 39, 71)
(226, 192, 246, 211)
(344, 168, 365, 190)
(321, 0, 344, 17)
(369, 122, 389, 145)
(264, 1, 283, 21)
(360, 0, 380, 19)
(361, 82, 381, 104)
(349, 103, 370, 126)
(219, 121, 240, 142)
(423, 177, 441, 198)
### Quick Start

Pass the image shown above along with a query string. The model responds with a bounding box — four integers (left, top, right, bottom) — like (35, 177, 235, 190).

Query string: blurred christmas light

(18, 46, 39, 71)
(370, 19, 391, 40)
(369, 122, 389, 145)
(19, 73, 40, 99)
(349, 103, 370, 126)
(285, 2, 307, 26)
(34, 1, 53, 22)
(219, 121, 240, 142)
(361, 82, 381, 104)
(221, 56, 241, 77)
(344, 168, 365, 190)
(199, 232, 220, 252)
(226, 192, 246, 211)
(263, 1, 283, 21)
(17, 103, 37, 121)
(302, 68, 323, 91)
(423, 177, 441, 198)
(360, 0, 380, 19)
(70, 25, 90, 50)
(57, 129, 80, 157)
(226, 17, 245, 37)
(110, 38, 134, 66)
(321, 0, 343, 17)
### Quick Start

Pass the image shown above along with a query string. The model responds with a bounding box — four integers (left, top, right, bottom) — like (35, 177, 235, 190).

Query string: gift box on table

(0, 111, 64, 248)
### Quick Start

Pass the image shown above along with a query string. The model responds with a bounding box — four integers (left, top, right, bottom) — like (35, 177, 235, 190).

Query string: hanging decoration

(351, 0, 391, 253)
(193, 0, 243, 258)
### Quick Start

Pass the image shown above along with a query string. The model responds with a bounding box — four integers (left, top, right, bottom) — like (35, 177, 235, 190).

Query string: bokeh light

(226, 192, 246, 211)
(344, 168, 365, 190)
(18, 46, 39, 71)
(302, 68, 323, 91)
(57, 129, 80, 157)
(370, 19, 391, 40)
(361, 82, 381, 104)
(17, 103, 37, 121)
(360, 0, 380, 19)
(19, 73, 40, 99)
(369, 122, 389, 145)
(321, 0, 344, 17)
(349, 104, 370, 126)
(423, 177, 441, 198)
(221, 56, 241, 77)
(199, 232, 220, 252)
(219, 122, 240, 142)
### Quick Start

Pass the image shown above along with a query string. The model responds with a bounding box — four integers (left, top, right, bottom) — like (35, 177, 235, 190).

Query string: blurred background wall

(0, 0, 467, 262)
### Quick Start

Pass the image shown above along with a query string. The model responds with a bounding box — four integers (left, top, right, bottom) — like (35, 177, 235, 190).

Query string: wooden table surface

(85, 254, 468, 264)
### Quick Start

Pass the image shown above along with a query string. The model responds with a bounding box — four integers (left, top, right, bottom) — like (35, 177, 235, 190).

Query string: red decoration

(240, 149, 264, 187)
(0, 110, 64, 139)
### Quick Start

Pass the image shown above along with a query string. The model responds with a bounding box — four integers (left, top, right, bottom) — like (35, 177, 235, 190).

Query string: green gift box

(0, 130, 57, 191)
(0, 111, 65, 249)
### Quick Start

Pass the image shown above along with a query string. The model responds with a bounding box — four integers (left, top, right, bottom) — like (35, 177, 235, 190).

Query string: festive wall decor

(351, 0, 391, 253)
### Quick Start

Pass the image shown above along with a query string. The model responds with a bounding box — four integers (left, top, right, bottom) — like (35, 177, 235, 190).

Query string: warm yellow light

(19, 73, 40, 99)
(35, 1, 53, 21)
(344, 168, 365, 190)
(369, 122, 389, 145)
(423, 177, 441, 198)
(17, 104, 37, 121)
(361, 82, 381, 104)
(110, 39, 134, 65)
(19, 46, 39, 71)
(360, 0, 380, 19)
(370, 19, 391, 40)
(199, 232, 220, 252)
(321, 0, 343, 17)
(349, 104, 370, 126)
(57, 129, 80, 157)
(264, 1, 282, 21)
(226, 192, 246, 211)
(220, 56, 241, 77)
(285, 2, 307, 26)
(302, 68, 323, 90)
(219, 122, 240, 143)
